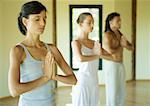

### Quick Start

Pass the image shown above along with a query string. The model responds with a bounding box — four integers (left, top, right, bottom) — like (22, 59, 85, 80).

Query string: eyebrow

(33, 16, 47, 19)
(85, 20, 94, 22)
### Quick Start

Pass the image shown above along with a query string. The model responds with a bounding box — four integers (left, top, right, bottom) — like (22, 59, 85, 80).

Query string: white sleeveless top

(18, 43, 56, 106)
(74, 45, 99, 86)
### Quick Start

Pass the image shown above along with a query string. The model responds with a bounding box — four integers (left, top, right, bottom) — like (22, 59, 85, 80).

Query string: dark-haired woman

(8, 1, 77, 106)
(103, 12, 134, 106)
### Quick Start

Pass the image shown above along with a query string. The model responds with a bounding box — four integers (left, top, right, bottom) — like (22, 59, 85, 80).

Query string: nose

(90, 23, 94, 28)
(40, 19, 46, 27)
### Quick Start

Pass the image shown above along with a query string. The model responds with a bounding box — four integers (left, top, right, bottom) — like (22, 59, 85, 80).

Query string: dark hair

(77, 12, 93, 24)
(104, 12, 120, 32)
(18, 1, 47, 35)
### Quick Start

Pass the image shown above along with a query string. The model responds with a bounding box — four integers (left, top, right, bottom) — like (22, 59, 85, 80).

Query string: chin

(36, 31, 44, 35)
(90, 29, 93, 32)
(40, 30, 45, 33)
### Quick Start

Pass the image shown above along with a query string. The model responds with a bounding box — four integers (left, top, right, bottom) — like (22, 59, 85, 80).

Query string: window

(69, 5, 103, 70)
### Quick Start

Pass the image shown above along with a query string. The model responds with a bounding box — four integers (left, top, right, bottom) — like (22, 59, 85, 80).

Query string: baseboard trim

(0, 95, 13, 99)
(135, 79, 150, 82)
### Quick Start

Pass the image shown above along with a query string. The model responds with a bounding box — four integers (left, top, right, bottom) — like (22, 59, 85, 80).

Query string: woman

(103, 12, 134, 106)
(71, 12, 101, 106)
(8, 1, 77, 106)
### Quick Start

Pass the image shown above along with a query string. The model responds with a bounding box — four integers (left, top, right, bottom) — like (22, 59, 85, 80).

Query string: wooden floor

(0, 81, 149, 106)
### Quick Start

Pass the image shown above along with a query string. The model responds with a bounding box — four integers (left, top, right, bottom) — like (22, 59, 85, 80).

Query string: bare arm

(103, 32, 122, 54)
(101, 32, 123, 62)
(120, 36, 134, 51)
(49, 44, 77, 85)
(8, 46, 50, 97)
(124, 41, 134, 51)
(100, 48, 121, 62)
(71, 40, 99, 62)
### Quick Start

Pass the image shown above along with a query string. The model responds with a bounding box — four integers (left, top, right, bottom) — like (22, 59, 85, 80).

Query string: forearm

(78, 55, 99, 62)
(109, 47, 122, 54)
(100, 54, 121, 62)
(100, 54, 113, 61)
(54, 74, 77, 85)
(100, 49, 121, 62)
(124, 41, 134, 51)
(9, 76, 49, 97)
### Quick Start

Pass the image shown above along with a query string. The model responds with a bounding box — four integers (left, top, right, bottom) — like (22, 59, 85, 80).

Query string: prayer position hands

(43, 52, 55, 80)
(93, 41, 102, 56)
(120, 35, 129, 47)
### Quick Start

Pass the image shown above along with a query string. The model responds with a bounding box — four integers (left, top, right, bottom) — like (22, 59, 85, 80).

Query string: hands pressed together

(42, 52, 56, 81)
(93, 41, 103, 56)
(120, 35, 129, 47)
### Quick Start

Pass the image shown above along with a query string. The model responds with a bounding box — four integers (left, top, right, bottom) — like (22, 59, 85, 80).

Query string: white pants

(72, 83, 99, 106)
(104, 60, 126, 106)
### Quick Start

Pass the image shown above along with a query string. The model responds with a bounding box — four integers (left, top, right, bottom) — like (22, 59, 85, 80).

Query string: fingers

(121, 36, 128, 41)
(44, 52, 55, 70)
(94, 41, 101, 48)
(45, 52, 54, 61)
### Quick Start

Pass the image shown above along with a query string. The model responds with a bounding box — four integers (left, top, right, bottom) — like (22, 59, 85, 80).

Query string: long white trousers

(104, 60, 126, 106)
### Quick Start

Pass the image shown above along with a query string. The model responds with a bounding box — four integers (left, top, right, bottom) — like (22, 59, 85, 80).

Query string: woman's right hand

(42, 52, 55, 80)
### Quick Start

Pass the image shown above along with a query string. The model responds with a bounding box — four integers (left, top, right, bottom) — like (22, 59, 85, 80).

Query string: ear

(79, 22, 83, 27)
(22, 17, 28, 27)
(109, 20, 113, 25)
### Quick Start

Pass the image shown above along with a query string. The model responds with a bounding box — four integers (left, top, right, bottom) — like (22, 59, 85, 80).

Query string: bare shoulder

(71, 40, 81, 48)
(47, 43, 58, 52)
(104, 31, 113, 41)
(11, 45, 24, 55)
(10, 44, 25, 62)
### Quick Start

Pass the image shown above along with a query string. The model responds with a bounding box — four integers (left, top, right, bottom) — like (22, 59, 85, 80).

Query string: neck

(78, 30, 89, 40)
(24, 33, 42, 47)
(110, 26, 118, 32)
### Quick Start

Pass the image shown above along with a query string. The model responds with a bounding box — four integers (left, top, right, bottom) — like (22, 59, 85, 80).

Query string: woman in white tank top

(8, 1, 77, 106)
(71, 12, 102, 106)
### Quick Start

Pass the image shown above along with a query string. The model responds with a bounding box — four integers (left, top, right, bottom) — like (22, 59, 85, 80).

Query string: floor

(0, 81, 150, 106)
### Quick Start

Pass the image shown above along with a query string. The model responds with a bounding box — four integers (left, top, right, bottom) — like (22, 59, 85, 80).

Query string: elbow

(71, 74, 77, 85)
(9, 85, 20, 97)
(9, 89, 19, 97)
(78, 56, 85, 62)
(73, 78, 77, 85)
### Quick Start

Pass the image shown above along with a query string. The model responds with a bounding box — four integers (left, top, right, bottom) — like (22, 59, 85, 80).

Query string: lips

(39, 28, 45, 31)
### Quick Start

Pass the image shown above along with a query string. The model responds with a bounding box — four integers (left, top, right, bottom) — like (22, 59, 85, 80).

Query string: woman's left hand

(120, 35, 129, 47)
(93, 41, 102, 55)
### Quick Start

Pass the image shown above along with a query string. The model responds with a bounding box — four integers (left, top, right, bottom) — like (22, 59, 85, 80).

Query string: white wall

(114, 0, 132, 81)
(136, 0, 150, 80)
(0, 0, 53, 98)
(0, 1, 3, 97)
